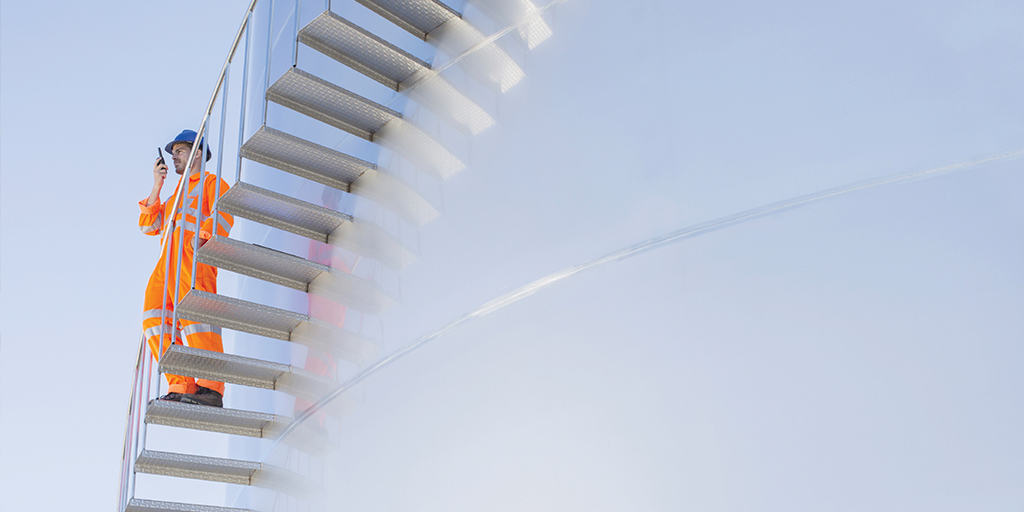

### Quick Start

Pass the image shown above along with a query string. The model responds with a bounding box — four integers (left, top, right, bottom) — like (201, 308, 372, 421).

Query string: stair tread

(177, 288, 307, 342)
(135, 450, 260, 485)
(299, 11, 429, 90)
(267, 68, 398, 140)
(217, 181, 351, 243)
(125, 498, 252, 512)
(145, 399, 279, 438)
(240, 125, 375, 191)
(197, 235, 328, 292)
(158, 343, 339, 402)
(188, 243, 400, 315)
(158, 342, 290, 390)
(355, 0, 459, 40)
(177, 289, 380, 363)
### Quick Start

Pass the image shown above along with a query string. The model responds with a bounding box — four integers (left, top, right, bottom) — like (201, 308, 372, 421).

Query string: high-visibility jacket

(138, 170, 233, 396)
(139, 171, 233, 243)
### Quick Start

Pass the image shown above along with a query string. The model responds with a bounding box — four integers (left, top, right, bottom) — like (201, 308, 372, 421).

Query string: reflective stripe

(216, 216, 232, 235)
(143, 326, 166, 341)
(175, 220, 198, 232)
(181, 323, 222, 337)
(142, 309, 173, 320)
(144, 327, 184, 344)
(140, 212, 163, 234)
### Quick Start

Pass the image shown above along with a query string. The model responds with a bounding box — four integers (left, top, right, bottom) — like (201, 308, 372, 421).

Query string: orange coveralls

(139, 171, 233, 395)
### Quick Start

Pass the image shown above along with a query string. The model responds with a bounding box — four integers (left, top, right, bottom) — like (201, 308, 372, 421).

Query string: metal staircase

(119, 0, 555, 510)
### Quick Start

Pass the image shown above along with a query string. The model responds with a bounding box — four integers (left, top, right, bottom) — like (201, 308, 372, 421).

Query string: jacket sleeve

(139, 199, 164, 236)
(199, 176, 234, 240)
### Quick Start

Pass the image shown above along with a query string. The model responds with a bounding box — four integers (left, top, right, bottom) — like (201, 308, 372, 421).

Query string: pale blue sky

(1, 2, 251, 509)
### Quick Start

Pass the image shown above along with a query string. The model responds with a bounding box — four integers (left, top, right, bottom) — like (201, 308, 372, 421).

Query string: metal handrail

(117, 1, 261, 510)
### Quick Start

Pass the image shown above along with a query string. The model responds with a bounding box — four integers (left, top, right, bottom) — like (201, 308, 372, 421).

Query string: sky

(2, 0, 1024, 510)
(0, 2, 252, 510)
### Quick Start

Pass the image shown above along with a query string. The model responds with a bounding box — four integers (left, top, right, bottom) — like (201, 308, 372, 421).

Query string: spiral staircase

(118, 0, 556, 510)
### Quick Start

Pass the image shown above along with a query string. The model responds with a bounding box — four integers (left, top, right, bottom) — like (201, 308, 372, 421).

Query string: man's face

(170, 142, 200, 175)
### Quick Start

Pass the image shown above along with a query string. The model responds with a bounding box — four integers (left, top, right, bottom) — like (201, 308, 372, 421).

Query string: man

(139, 130, 233, 407)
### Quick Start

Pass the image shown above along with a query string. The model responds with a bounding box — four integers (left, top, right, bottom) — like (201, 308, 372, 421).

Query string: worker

(139, 129, 233, 407)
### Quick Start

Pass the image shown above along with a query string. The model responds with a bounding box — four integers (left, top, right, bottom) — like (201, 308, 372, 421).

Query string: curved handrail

(118, 1, 260, 510)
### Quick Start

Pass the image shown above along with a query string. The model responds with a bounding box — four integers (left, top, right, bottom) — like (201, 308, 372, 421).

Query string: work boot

(158, 392, 185, 402)
(180, 386, 223, 407)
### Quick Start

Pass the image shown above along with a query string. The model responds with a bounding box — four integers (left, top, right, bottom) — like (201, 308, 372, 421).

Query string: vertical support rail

(138, 329, 155, 466)
(236, 10, 253, 184)
(117, 342, 137, 510)
(212, 65, 231, 252)
(130, 354, 148, 502)
(190, 132, 208, 290)
(168, 144, 191, 397)
(118, 333, 147, 511)
(154, 173, 179, 414)
(293, 0, 303, 67)
(262, 0, 275, 126)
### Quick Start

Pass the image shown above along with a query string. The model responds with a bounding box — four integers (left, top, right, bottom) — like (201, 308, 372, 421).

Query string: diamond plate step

(158, 344, 337, 403)
(240, 126, 374, 192)
(265, 67, 463, 181)
(299, 11, 430, 90)
(176, 290, 379, 363)
(196, 236, 398, 315)
(197, 235, 328, 292)
(125, 498, 252, 512)
(267, 68, 399, 140)
(135, 450, 318, 496)
(135, 450, 260, 485)
(217, 181, 351, 243)
(145, 400, 281, 438)
(355, 0, 460, 40)
(239, 126, 437, 226)
(177, 289, 305, 341)
(176, 290, 380, 362)
(216, 182, 416, 270)
(144, 400, 337, 454)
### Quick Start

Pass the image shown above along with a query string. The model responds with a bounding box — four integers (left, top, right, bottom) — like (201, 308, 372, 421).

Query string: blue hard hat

(165, 129, 212, 161)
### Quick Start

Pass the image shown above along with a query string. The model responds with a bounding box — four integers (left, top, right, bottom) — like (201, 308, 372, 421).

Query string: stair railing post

(262, 0, 275, 126)
(293, 0, 303, 67)
(129, 331, 150, 506)
(155, 176, 182, 401)
(128, 358, 144, 501)
(169, 138, 201, 402)
(212, 65, 231, 248)
(236, 12, 253, 184)
(191, 131, 207, 291)
(118, 337, 144, 510)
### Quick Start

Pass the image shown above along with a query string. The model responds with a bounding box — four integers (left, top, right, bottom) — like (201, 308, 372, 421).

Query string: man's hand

(145, 158, 168, 207)
(154, 157, 168, 187)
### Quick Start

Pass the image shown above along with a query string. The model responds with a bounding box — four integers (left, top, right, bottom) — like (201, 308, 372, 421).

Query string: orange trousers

(143, 234, 225, 395)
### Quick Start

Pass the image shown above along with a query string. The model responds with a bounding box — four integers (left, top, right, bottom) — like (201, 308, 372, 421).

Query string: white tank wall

(237, 0, 1024, 509)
